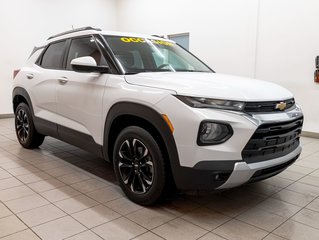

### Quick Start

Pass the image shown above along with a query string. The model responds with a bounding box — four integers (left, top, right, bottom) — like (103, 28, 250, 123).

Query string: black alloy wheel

(118, 138, 154, 194)
(113, 126, 166, 205)
(15, 103, 45, 148)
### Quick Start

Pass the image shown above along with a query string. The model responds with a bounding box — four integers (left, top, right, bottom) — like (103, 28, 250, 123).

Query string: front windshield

(104, 35, 212, 74)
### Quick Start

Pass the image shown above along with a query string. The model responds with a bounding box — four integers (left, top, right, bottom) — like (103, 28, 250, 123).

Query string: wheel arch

(12, 87, 34, 115)
(103, 102, 180, 184)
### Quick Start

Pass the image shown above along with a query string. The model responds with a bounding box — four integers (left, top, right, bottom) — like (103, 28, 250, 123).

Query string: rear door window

(41, 41, 66, 69)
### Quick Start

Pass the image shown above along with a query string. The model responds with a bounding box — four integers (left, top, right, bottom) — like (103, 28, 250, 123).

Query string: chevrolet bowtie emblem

(275, 102, 287, 111)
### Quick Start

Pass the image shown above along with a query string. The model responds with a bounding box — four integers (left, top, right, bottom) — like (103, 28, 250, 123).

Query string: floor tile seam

(3, 202, 53, 216)
(279, 164, 319, 196)
(304, 195, 319, 211)
(0, 188, 36, 203)
(1, 207, 43, 240)
(34, 156, 113, 184)
(196, 231, 228, 240)
(0, 227, 42, 240)
(27, 204, 90, 235)
(40, 190, 83, 204)
(135, 230, 166, 240)
(180, 209, 233, 233)
(261, 232, 289, 240)
(266, 196, 319, 238)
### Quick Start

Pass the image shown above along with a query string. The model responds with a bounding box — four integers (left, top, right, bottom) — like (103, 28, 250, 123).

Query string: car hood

(124, 72, 293, 101)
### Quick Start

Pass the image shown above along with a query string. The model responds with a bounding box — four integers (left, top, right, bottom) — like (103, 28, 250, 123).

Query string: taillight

(13, 69, 20, 79)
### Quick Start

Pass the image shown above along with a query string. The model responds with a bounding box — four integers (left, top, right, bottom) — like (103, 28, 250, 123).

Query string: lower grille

(248, 154, 299, 183)
(242, 117, 303, 163)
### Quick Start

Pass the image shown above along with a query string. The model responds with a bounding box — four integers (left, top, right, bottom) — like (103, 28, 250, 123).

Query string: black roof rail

(47, 27, 102, 40)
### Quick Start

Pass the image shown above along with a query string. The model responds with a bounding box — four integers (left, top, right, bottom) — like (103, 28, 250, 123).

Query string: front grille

(242, 117, 303, 163)
(244, 98, 295, 114)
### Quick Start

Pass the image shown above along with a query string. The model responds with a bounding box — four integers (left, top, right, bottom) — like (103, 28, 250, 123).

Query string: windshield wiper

(125, 72, 140, 75)
(176, 70, 211, 72)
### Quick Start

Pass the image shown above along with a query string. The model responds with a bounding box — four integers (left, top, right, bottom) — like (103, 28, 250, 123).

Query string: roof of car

(38, 27, 174, 47)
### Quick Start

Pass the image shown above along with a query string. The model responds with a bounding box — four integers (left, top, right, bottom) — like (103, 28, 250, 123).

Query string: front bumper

(156, 95, 303, 190)
(217, 145, 301, 189)
(172, 108, 303, 190)
(172, 112, 303, 190)
(173, 145, 301, 190)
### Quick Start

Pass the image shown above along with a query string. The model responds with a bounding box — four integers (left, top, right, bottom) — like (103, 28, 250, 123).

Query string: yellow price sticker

(151, 39, 174, 46)
(120, 37, 174, 46)
(120, 37, 145, 43)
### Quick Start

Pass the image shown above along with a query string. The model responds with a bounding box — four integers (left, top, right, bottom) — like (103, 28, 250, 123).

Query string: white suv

(13, 27, 303, 205)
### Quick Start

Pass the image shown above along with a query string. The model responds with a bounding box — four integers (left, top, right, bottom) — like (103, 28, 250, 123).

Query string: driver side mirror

(71, 56, 109, 73)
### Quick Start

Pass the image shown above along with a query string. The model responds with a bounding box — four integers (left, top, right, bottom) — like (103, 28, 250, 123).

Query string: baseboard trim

(302, 131, 319, 139)
(0, 114, 14, 119)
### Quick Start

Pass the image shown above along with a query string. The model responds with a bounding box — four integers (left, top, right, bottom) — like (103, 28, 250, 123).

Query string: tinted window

(66, 37, 107, 70)
(41, 41, 66, 69)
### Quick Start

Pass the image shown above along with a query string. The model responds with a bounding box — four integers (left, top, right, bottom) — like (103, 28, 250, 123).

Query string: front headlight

(175, 95, 245, 111)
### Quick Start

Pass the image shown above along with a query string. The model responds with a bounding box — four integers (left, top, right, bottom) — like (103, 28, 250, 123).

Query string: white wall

(255, 0, 319, 133)
(117, 0, 319, 133)
(0, 0, 117, 114)
(116, 0, 259, 77)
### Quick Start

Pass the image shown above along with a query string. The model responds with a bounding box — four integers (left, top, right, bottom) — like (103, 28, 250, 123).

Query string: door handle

(58, 77, 68, 85)
(26, 73, 34, 79)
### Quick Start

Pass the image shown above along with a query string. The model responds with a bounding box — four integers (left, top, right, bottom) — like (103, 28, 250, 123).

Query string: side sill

(34, 117, 103, 159)
(58, 125, 104, 159)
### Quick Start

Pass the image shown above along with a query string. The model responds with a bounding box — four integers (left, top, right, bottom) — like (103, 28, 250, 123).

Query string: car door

(29, 40, 67, 135)
(55, 36, 110, 146)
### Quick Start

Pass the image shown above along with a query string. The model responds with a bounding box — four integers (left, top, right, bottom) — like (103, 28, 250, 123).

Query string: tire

(15, 103, 45, 149)
(113, 126, 166, 205)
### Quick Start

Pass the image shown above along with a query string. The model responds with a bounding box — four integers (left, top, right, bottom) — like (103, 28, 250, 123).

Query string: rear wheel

(113, 126, 166, 205)
(15, 103, 45, 148)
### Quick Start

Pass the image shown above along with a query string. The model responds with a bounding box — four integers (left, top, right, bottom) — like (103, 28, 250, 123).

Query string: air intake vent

(242, 117, 303, 163)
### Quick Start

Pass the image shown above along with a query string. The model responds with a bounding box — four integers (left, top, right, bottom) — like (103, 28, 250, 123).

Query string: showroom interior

(1, 0, 319, 239)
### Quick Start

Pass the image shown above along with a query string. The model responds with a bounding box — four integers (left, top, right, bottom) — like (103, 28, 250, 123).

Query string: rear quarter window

(29, 48, 44, 63)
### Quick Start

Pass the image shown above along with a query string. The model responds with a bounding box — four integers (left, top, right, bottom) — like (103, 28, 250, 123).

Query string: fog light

(197, 122, 233, 145)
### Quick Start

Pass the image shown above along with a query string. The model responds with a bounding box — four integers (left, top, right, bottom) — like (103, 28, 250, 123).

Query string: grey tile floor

(0, 117, 319, 239)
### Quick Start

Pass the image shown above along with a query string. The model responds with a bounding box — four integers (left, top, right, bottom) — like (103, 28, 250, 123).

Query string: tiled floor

(0, 118, 319, 240)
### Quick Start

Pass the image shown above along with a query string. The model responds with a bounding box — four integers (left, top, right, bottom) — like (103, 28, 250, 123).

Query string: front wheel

(113, 126, 166, 205)
(15, 103, 45, 149)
